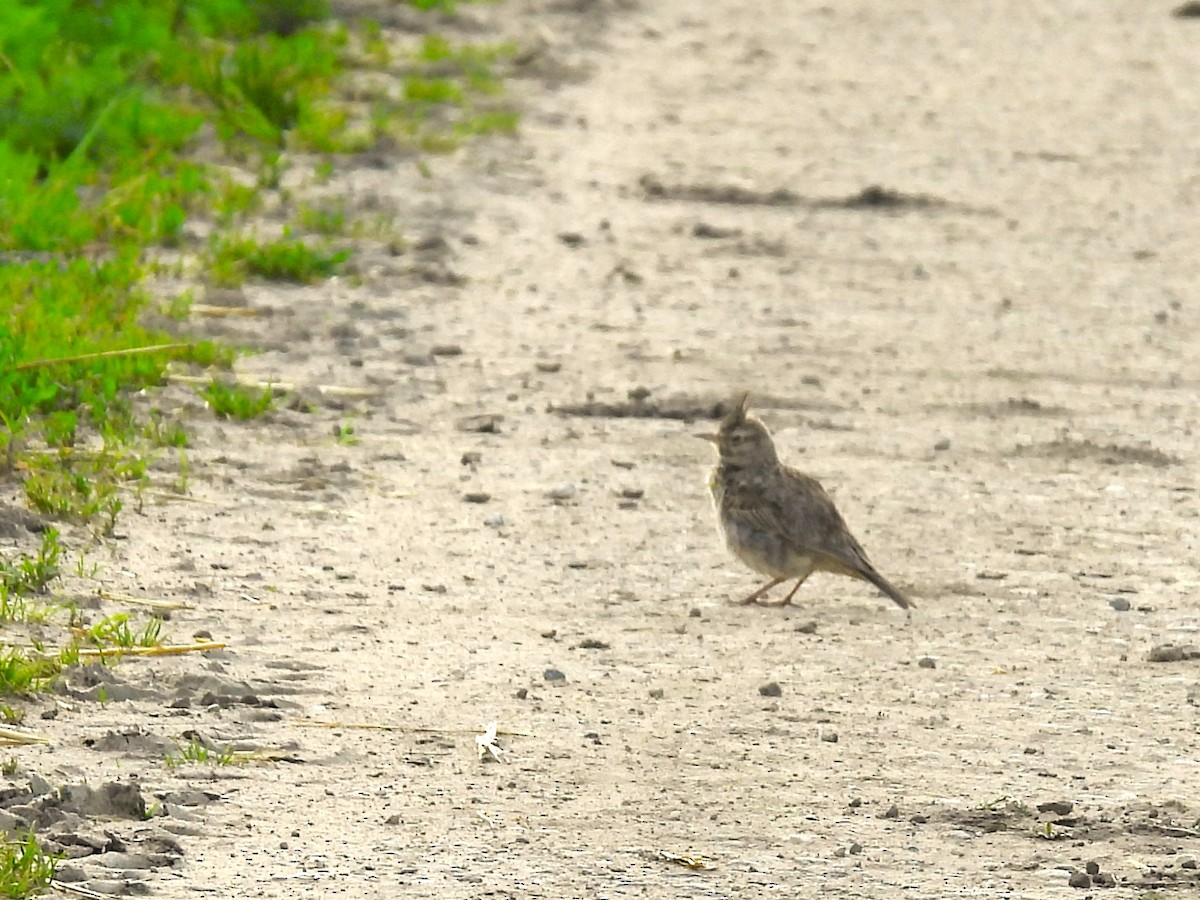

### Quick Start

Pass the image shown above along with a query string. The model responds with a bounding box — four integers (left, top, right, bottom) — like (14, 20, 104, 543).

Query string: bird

(699, 392, 912, 610)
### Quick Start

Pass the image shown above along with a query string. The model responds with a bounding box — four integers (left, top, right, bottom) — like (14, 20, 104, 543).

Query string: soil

(4, 0, 1199, 896)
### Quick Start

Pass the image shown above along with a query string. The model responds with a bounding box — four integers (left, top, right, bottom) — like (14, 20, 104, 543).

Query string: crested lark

(700, 393, 912, 610)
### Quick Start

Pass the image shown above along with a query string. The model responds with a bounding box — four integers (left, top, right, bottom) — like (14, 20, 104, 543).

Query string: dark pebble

(1068, 872, 1091, 889)
(821, 732, 838, 743)
(544, 668, 566, 683)
(910, 814, 928, 824)
(515, 688, 528, 700)
(535, 361, 562, 373)
(689, 608, 702, 618)
(1092, 873, 1116, 887)
(431, 344, 463, 357)
(1181, 858, 1198, 869)
(848, 842, 863, 855)
(1109, 596, 1131, 612)
(918, 656, 937, 669)
(1085, 861, 1100, 876)
(461, 451, 483, 466)
(794, 621, 818, 634)
(933, 438, 951, 451)
(1037, 800, 1074, 816)
(463, 492, 491, 504)
(848, 798, 863, 809)
(649, 688, 664, 699)
(880, 804, 899, 819)
(1147, 643, 1200, 662)
(758, 682, 782, 697)
(576, 638, 611, 650)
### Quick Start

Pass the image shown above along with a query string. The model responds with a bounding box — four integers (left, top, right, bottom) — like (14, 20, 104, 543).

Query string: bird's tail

(858, 565, 914, 610)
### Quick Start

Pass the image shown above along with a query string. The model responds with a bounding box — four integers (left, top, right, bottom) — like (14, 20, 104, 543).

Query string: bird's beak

(695, 432, 719, 444)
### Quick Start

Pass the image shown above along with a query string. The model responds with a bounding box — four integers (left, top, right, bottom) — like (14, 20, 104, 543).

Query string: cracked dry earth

(4, 0, 1200, 897)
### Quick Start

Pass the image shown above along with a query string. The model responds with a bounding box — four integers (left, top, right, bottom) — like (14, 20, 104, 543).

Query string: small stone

(1037, 800, 1073, 816)
(910, 814, 928, 824)
(648, 688, 664, 699)
(576, 638, 610, 650)
(848, 798, 863, 809)
(463, 492, 491, 504)
(535, 361, 562, 373)
(918, 656, 937, 669)
(421, 584, 447, 594)
(461, 451, 483, 466)
(455, 414, 503, 433)
(583, 731, 601, 745)
(880, 804, 899, 819)
(1068, 872, 1091, 888)
(821, 731, 838, 743)
(933, 438, 951, 451)
(279, 842, 289, 850)
(403, 351, 436, 367)
(1092, 872, 1117, 887)
(848, 842, 863, 855)
(543, 668, 566, 683)
(758, 682, 782, 697)
(483, 513, 506, 527)
(794, 620, 818, 634)
(1085, 861, 1100, 876)
(514, 688, 528, 700)
(1148, 643, 1200, 662)
(620, 487, 644, 500)
(430, 344, 463, 357)
(1181, 858, 1197, 869)
(833, 847, 847, 858)
(558, 232, 585, 247)
(547, 483, 577, 501)
(1108, 596, 1131, 612)
(689, 608, 702, 618)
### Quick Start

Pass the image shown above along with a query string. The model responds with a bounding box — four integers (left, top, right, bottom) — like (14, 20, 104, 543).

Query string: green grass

(164, 735, 241, 768)
(200, 380, 278, 420)
(207, 232, 350, 286)
(0, 833, 57, 898)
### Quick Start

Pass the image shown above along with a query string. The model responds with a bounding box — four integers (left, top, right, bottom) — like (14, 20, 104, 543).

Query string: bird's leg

(762, 574, 810, 607)
(735, 577, 784, 605)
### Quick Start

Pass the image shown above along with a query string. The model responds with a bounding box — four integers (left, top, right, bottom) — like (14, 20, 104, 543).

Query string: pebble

(794, 621, 818, 634)
(758, 682, 782, 697)
(648, 688, 664, 699)
(1085, 861, 1100, 876)
(430, 344, 463, 357)
(1109, 596, 1131, 611)
(543, 668, 566, 683)
(847, 798, 862, 809)
(848, 842, 863, 855)
(535, 361, 562, 373)
(484, 513, 505, 527)
(1037, 800, 1073, 816)
(547, 483, 577, 501)
(455, 414, 503, 433)
(1092, 873, 1116, 887)
(933, 438, 951, 451)
(89, 852, 154, 870)
(403, 351, 435, 367)
(1181, 858, 1198, 870)
(821, 731, 838, 743)
(910, 814, 928, 824)
(1068, 872, 1091, 888)
(461, 451, 482, 466)
(689, 608, 702, 618)
(880, 804, 899, 819)
(918, 656, 937, 669)
(620, 487, 644, 499)
(463, 492, 490, 504)
(515, 688, 528, 700)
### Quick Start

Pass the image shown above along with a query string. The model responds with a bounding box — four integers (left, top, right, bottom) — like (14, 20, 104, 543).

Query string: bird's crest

(720, 391, 751, 431)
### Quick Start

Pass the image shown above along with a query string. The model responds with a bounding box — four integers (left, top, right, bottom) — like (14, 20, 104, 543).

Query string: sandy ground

(6, 0, 1200, 896)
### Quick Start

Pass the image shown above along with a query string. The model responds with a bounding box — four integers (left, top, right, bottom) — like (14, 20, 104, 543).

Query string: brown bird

(699, 393, 912, 610)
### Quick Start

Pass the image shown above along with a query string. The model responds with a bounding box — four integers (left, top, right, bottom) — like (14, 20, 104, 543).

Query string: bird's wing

(776, 468, 877, 573)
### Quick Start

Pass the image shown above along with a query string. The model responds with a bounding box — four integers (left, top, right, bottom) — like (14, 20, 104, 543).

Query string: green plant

(83, 614, 164, 650)
(0, 758, 17, 777)
(199, 380, 277, 420)
(164, 735, 240, 768)
(207, 232, 349, 285)
(0, 530, 60, 597)
(0, 649, 62, 696)
(0, 832, 58, 897)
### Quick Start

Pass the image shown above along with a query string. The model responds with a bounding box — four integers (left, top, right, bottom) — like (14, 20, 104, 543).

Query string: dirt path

(23, 0, 1200, 896)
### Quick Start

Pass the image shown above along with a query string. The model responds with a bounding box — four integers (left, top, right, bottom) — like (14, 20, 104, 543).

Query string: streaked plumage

(700, 393, 912, 609)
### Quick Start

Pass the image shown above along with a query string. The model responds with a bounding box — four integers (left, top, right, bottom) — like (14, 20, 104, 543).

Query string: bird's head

(697, 392, 779, 468)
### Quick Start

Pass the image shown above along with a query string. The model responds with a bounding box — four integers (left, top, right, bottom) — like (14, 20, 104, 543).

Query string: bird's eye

(729, 433, 745, 444)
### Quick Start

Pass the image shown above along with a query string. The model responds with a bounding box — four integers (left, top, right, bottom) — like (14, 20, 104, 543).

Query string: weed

(0, 649, 62, 696)
(0, 530, 61, 597)
(0, 707, 24, 726)
(164, 735, 240, 768)
(0, 758, 17, 777)
(207, 233, 349, 286)
(199, 380, 277, 420)
(0, 833, 58, 897)
(83, 614, 164, 650)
